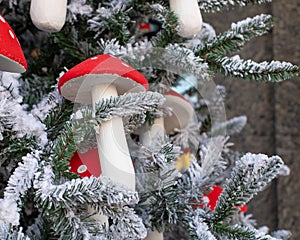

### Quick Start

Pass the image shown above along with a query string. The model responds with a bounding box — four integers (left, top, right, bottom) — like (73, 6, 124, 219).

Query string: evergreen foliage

(0, 0, 297, 239)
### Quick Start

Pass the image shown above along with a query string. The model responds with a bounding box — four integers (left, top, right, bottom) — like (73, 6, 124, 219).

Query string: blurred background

(203, 0, 300, 239)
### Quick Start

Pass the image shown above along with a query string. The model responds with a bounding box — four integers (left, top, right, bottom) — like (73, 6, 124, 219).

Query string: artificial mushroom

(69, 148, 108, 226)
(58, 54, 149, 191)
(141, 90, 194, 240)
(0, 14, 27, 73)
(141, 89, 194, 147)
(169, 0, 203, 38)
(69, 148, 102, 178)
(30, 0, 67, 32)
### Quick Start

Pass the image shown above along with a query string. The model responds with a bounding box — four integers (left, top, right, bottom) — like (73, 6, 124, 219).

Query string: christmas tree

(0, 0, 299, 239)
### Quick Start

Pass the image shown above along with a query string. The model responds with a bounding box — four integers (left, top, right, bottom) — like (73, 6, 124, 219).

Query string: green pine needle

(198, 14, 273, 57)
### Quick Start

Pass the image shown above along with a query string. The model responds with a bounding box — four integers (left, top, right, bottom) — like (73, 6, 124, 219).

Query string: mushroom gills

(0, 55, 26, 73)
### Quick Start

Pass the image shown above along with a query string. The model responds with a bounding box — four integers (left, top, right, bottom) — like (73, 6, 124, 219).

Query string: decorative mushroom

(141, 89, 194, 147)
(142, 90, 194, 240)
(0, 14, 27, 73)
(30, 0, 67, 32)
(69, 148, 102, 178)
(58, 54, 149, 191)
(169, 0, 203, 38)
(69, 148, 108, 227)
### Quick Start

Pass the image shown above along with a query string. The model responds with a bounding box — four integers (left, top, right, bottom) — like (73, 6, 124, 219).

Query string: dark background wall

(203, 0, 300, 239)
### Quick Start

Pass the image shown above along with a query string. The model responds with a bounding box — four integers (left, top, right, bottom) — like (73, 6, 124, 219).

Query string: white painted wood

(140, 118, 165, 240)
(140, 117, 165, 147)
(91, 84, 136, 191)
(169, 0, 203, 37)
(87, 205, 109, 230)
(30, 0, 67, 32)
(144, 229, 163, 240)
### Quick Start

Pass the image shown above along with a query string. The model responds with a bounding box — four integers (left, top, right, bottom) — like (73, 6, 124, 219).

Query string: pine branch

(185, 208, 216, 240)
(105, 206, 147, 240)
(4, 151, 39, 201)
(208, 55, 300, 82)
(34, 165, 139, 210)
(198, 137, 228, 181)
(34, 163, 146, 239)
(47, 122, 79, 180)
(199, 0, 272, 12)
(88, 1, 133, 45)
(198, 14, 273, 57)
(43, 99, 73, 142)
(0, 225, 31, 240)
(136, 143, 184, 231)
(178, 158, 207, 200)
(170, 121, 201, 149)
(49, 207, 105, 240)
(212, 153, 284, 223)
(210, 116, 247, 136)
(94, 92, 165, 122)
(211, 224, 256, 240)
(151, 9, 183, 48)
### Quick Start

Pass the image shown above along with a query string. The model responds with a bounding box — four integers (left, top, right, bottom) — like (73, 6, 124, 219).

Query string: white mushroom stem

(169, 0, 203, 38)
(144, 229, 163, 240)
(140, 118, 165, 240)
(92, 84, 136, 191)
(30, 0, 67, 32)
(140, 117, 165, 147)
(87, 205, 108, 229)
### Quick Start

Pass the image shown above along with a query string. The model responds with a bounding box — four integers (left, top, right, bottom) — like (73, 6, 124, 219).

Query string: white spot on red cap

(91, 57, 98, 60)
(9, 30, 15, 39)
(77, 165, 88, 173)
(122, 62, 130, 68)
(0, 16, 5, 23)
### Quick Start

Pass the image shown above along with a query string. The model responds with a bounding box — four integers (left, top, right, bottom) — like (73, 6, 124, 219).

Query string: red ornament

(69, 148, 102, 178)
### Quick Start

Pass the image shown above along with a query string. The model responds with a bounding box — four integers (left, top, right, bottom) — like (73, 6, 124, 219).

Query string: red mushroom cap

(69, 148, 102, 178)
(0, 15, 27, 73)
(58, 54, 149, 104)
(163, 89, 194, 134)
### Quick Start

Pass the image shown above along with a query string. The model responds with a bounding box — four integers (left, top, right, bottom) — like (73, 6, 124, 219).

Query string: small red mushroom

(69, 148, 109, 226)
(0, 14, 27, 73)
(59, 54, 148, 191)
(69, 148, 102, 178)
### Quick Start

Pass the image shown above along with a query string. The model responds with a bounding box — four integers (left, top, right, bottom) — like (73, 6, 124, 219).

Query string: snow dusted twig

(198, 14, 273, 56)
(213, 153, 284, 223)
(217, 56, 299, 82)
(211, 116, 247, 136)
(0, 151, 39, 228)
(199, 0, 272, 12)
(0, 73, 47, 146)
